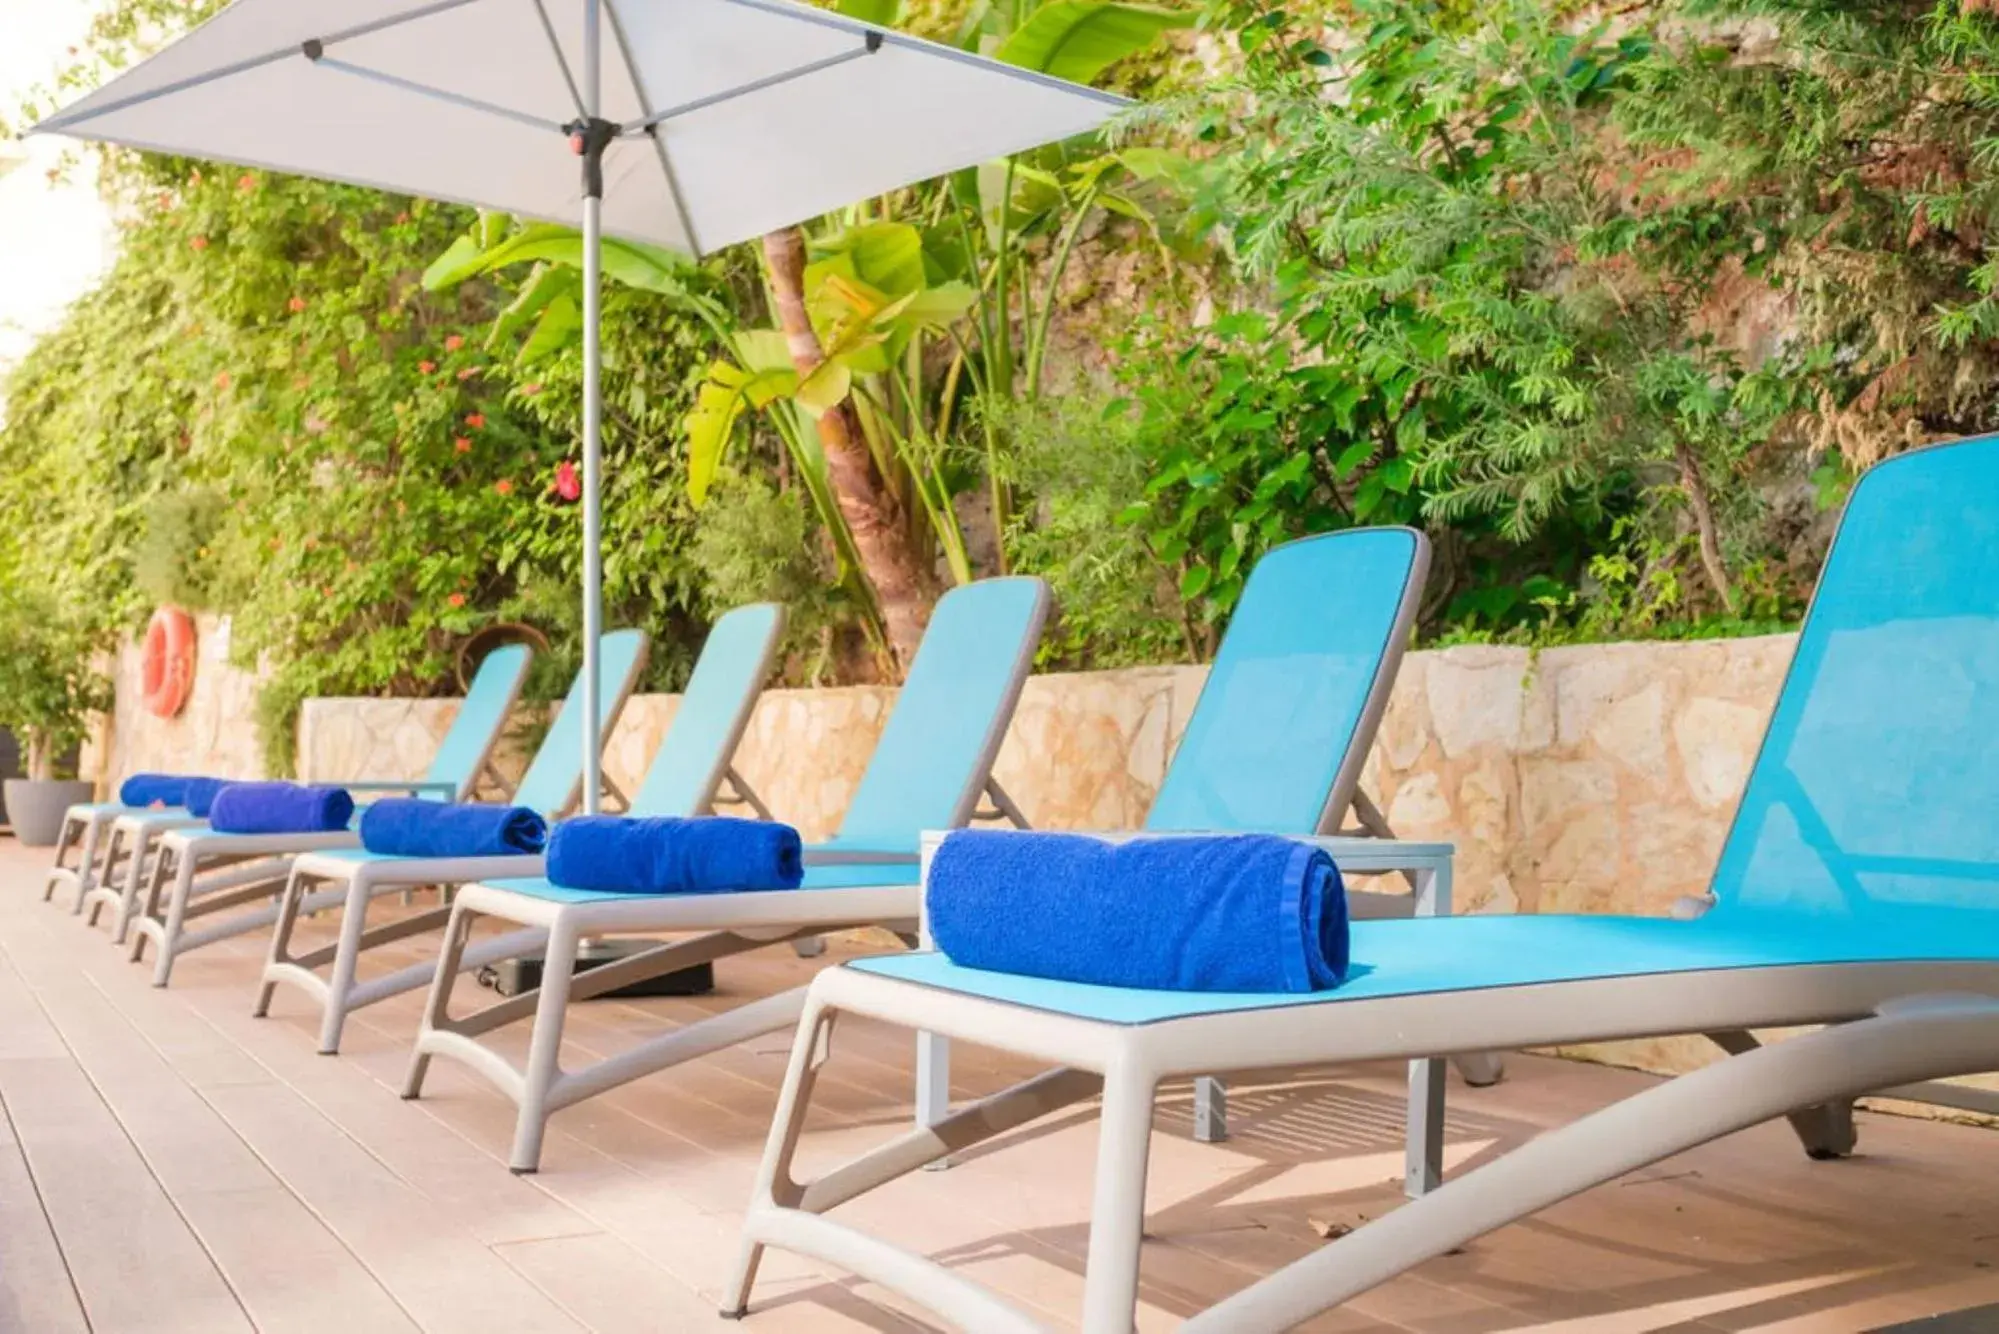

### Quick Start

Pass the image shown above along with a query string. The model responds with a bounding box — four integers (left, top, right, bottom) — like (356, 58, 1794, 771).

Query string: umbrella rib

(621, 43, 878, 135)
(720, 0, 1131, 108)
(602, 0, 703, 253)
(531, 0, 589, 119)
(310, 56, 569, 135)
(34, 0, 488, 133)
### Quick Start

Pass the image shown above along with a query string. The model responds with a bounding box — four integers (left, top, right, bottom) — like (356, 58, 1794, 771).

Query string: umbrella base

(477, 940, 715, 999)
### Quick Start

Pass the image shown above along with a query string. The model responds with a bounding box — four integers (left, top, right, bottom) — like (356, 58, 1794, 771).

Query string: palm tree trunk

(762, 227, 932, 674)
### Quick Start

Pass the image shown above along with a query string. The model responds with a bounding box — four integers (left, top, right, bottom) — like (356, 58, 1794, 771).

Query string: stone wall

(84, 613, 268, 791)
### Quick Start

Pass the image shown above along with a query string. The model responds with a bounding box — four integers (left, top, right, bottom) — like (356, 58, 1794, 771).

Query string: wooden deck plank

(0, 1055, 253, 1333)
(0, 1098, 89, 1334)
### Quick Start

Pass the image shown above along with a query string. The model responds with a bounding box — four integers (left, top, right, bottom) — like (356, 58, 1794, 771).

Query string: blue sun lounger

(400, 576, 1051, 1173)
(48, 641, 533, 936)
(259, 603, 784, 1054)
(729, 438, 1999, 1333)
(125, 629, 649, 988)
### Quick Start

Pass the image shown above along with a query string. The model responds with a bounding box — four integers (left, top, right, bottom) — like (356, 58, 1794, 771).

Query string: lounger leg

(1406, 1056, 1445, 1197)
(129, 844, 171, 963)
(1193, 1077, 1228, 1143)
(1707, 1029, 1857, 1158)
(1081, 1062, 1157, 1334)
(403, 897, 479, 1101)
(510, 917, 581, 1174)
(317, 872, 377, 1055)
(116, 829, 157, 945)
(86, 824, 130, 927)
(43, 815, 81, 902)
(256, 865, 311, 1019)
(725, 998, 837, 1317)
(150, 852, 199, 987)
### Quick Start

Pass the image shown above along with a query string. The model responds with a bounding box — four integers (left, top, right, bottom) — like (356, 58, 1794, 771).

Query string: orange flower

(287, 296, 306, 313)
(465, 412, 486, 428)
(214, 371, 231, 390)
(454, 437, 471, 453)
(189, 235, 209, 251)
(237, 173, 257, 192)
(444, 334, 464, 352)
(395, 211, 410, 225)
(447, 593, 466, 609)
(494, 479, 514, 497)
(418, 360, 435, 374)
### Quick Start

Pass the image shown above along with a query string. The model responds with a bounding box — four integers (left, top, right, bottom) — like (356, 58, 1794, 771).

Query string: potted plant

(0, 587, 112, 846)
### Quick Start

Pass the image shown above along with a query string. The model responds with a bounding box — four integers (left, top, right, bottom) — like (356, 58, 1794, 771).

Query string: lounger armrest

(803, 846, 922, 867)
(337, 780, 461, 797)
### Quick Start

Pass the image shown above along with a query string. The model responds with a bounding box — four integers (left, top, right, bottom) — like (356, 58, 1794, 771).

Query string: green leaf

(487, 264, 578, 351)
(1179, 563, 1212, 600)
(517, 293, 581, 364)
(421, 235, 486, 292)
(423, 223, 696, 297)
(994, 1, 1193, 84)
(833, 0, 901, 23)
(813, 222, 926, 297)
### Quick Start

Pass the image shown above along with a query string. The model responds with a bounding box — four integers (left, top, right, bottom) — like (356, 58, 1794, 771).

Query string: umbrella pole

(579, 0, 605, 816)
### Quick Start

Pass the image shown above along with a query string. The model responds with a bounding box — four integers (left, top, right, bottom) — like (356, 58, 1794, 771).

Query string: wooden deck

(2, 841, 1997, 1333)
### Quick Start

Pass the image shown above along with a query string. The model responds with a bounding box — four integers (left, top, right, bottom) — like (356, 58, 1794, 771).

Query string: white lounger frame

(402, 865, 925, 1171)
(254, 609, 784, 1052)
(46, 808, 202, 934)
(123, 636, 649, 988)
(258, 768, 774, 1054)
(402, 573, 1052, 1176)
(728, 942, 1999, 1333)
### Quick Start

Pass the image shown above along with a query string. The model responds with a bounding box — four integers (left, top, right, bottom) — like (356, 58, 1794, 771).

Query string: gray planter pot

(5, 779, 95, 847)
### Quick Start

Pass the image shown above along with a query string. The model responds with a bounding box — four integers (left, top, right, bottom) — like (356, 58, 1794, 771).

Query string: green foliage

(0, 580, 112, 780)
(689, 472, 856, 682)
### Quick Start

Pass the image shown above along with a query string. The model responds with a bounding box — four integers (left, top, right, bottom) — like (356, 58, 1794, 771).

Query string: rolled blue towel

(183, 777, 230, 819)
(546, 816, 804, 894)
(926, 832, 1349, 993)
(208, 782, 355, 835)
(119, 773, 193, 807)
(359, 798, 547, 858)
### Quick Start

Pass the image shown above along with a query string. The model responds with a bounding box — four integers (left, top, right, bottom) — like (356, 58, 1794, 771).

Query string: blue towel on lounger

(183, 777, 229, 819)
(208, 782, 355, 835)
(926, 832, 1350, 993)
(359, 798, 547, 858)
(119, 773, 193, 807)
(546, 816, 805, 894)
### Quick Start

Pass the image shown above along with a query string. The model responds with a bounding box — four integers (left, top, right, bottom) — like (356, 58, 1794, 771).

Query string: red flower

(465, 413, 486, 428)
(553, 460, 581, 502)
(494, 479, 514, 497)
(189, 235, 209, 251)
(288, 296, 306, 313)
(418, 360, 436, 374)
(214, 371, 231, 390)
(447, 593, 466, 609)
(444, 334, 464, 352)
(454, 437, 471, 453)
(237, 173, 257, 192)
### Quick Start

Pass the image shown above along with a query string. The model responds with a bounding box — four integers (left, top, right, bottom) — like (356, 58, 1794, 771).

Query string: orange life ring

(141, 607, 196, 719)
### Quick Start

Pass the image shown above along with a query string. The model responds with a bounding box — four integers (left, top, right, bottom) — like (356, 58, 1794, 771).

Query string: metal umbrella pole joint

(574, 0, 608, 816)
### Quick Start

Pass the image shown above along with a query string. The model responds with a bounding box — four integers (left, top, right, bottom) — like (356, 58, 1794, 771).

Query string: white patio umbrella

(35, 0, 1122, 810)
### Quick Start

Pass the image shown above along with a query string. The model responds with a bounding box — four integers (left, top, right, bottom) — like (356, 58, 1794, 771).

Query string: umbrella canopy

(37, 0, 1122, 809)
(37, 0, 1121, 255)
